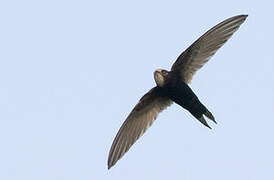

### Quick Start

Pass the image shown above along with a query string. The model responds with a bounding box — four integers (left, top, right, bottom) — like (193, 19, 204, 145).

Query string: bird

(107, 15, 247, 169)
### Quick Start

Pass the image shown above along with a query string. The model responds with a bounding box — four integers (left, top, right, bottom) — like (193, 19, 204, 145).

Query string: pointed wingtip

(235, 14, 248, 19)
(242, 14, 248, 20)
(239, 14, 248, 22)
(107, 158, 112, 170)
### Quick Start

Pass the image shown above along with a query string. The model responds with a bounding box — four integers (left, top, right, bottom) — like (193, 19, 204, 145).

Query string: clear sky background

(0, 0, 273, 179)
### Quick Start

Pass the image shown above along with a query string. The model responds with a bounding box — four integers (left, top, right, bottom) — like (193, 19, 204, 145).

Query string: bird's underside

(108, 14, 248, 169)
(163, 78, 216, 128)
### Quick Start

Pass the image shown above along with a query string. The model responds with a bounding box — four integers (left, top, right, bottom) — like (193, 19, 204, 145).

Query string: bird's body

(155, 69, 215, 128)
(166, 81, 208, 119)
(108, 15, 248, 169)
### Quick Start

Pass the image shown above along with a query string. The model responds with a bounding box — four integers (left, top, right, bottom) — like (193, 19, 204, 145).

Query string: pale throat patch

(154, 71, 165, 87)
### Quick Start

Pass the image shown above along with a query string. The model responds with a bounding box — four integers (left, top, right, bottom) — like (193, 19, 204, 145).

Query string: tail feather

(198, 116, 212, 129)
(204, 110, 217, 124)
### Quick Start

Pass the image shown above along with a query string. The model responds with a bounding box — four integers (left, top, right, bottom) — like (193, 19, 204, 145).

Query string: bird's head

(154, 69, 169, 87)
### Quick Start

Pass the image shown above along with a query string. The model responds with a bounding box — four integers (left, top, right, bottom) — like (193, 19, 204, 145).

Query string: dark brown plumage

(108, 15, 247, 169)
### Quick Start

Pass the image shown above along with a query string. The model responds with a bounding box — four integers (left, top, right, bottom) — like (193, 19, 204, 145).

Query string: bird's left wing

(108, 87, 172, 169)
(171, 15, 247, 84)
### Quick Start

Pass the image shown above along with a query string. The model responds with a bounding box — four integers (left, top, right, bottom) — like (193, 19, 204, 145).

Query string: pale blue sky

(0, 0, 273, 179)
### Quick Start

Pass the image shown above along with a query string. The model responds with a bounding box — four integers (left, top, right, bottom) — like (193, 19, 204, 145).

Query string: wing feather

(171, 15, 247, 83)
(107, 87, 172, 169)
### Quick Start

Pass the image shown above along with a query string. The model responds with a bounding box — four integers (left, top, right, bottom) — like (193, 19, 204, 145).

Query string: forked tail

(196, 106, 216, 129)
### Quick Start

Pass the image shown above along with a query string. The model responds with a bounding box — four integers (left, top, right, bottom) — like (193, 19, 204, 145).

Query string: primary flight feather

(108, 15, 247, 169)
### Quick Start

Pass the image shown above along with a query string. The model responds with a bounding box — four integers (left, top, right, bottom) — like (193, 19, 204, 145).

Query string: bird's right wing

(171, 15, 247, 84)
(108, 87, 172, 169)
